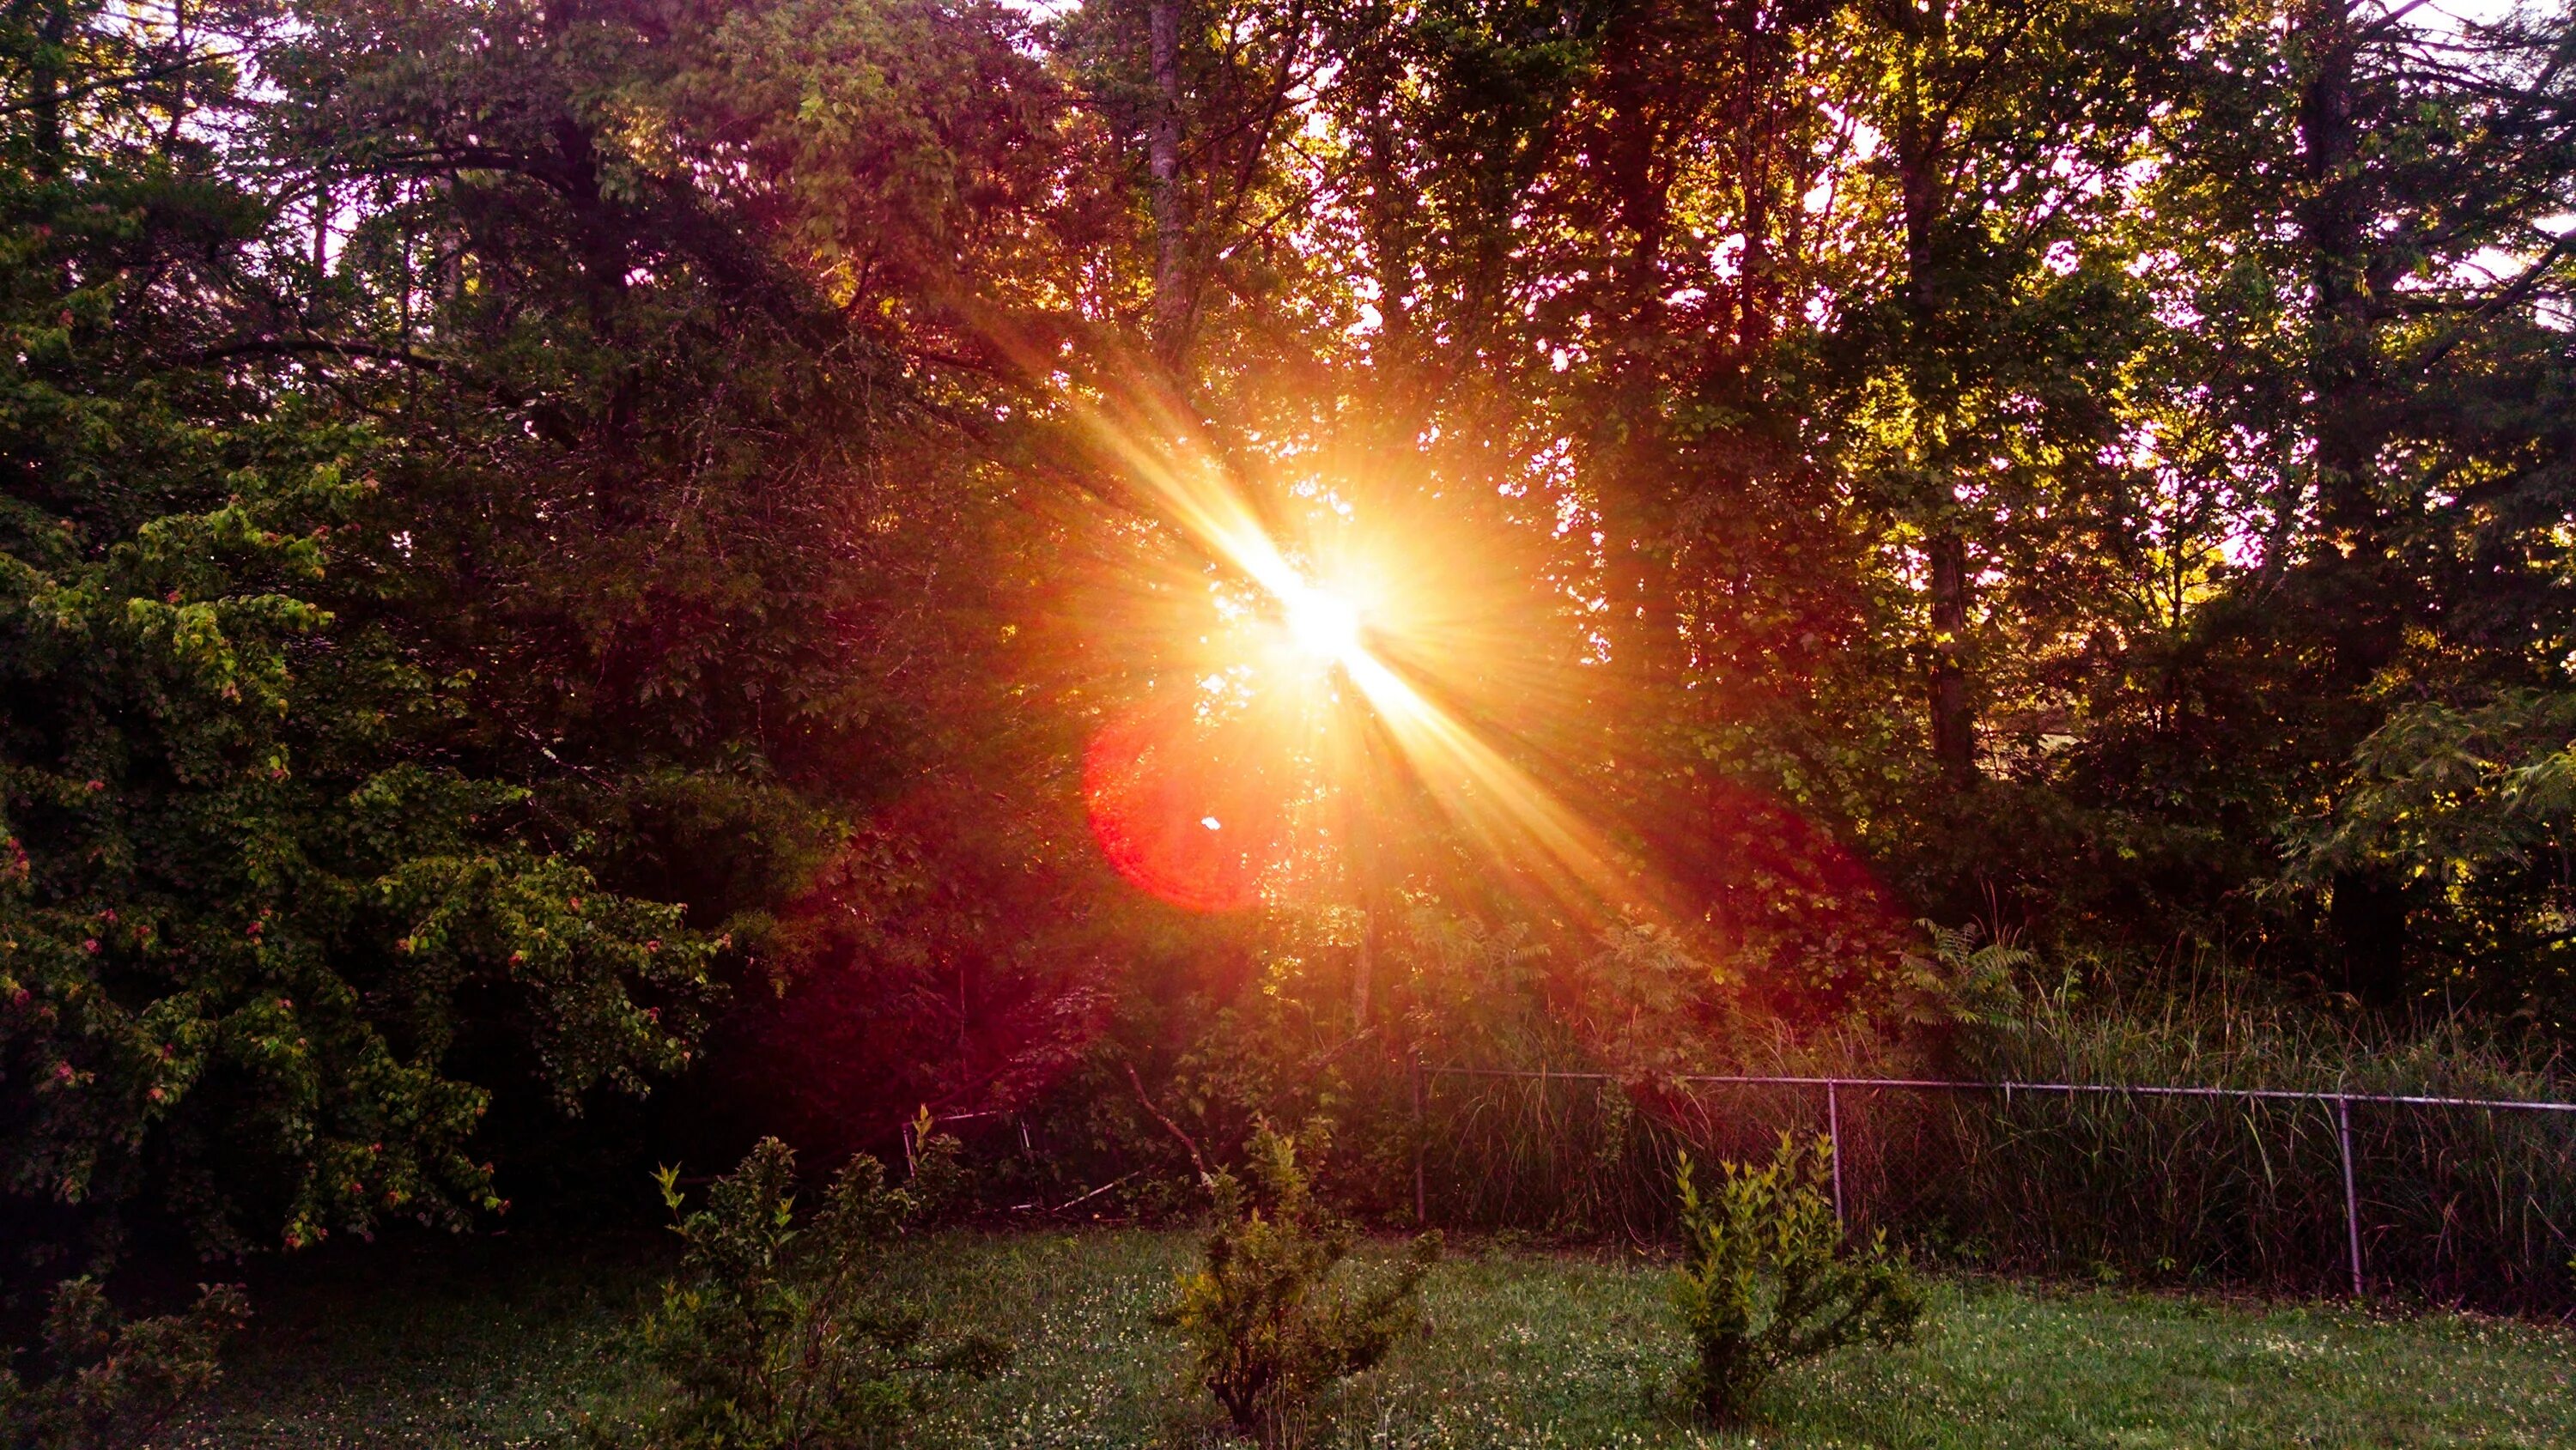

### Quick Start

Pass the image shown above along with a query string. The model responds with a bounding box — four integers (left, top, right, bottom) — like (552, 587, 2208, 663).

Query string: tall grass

(1418, 989, 2576, 1313)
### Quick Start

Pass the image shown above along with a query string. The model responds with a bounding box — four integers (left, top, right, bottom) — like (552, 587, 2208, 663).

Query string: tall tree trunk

(1363, 104, 1413, 377)
(1352, 51, 1421, 448)
(2328, 874, 2409, 1009)
(2297, 0, 2390, 683)
(1928, 530, 1974, 786)
(2296, 0, 2410, 1002)
(32, 0, 68, 176)
(1736, 149, 1774, 358)
(1148, 0, 1188, 366)
(1728, 1, 1789, 367)
(1595, 15, 1682, 705)
(1895, 1, 1976, 790)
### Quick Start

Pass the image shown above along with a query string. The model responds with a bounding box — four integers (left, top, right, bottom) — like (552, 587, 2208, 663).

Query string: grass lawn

(164, 1228, 2576, 1449)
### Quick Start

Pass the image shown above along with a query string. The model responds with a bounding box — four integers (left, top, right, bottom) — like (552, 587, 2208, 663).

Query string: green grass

(165, 1229, 2576, 1449)
(155, 1231, 660, 1449)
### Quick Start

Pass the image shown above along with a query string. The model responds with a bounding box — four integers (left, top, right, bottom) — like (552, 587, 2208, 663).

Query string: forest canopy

(3, 0, 2573, 1284)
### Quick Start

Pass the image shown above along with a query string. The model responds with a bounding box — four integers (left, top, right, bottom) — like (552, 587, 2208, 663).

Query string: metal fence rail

(1416, 1065, 2576, 1297)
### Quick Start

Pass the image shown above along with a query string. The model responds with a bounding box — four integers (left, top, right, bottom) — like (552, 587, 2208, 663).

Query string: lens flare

(1082, 701, 1287, 913)
(1018, 345, 1649, 923)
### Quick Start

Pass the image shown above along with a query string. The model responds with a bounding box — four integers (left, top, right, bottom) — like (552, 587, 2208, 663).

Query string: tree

(0, 0, 730, 1288)
(2136, 0, 2576, 1004)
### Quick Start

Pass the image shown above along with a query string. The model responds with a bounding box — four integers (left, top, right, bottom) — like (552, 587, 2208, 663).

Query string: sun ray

(1338, 651, 1637, 912)
(996, 340, 1646, 920)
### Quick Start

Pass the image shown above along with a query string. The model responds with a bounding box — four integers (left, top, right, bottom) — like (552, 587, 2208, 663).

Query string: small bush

(0, 1277, 249, 1449)
(610, 1131, 1008, 1449)
(1669, 1134, 1923, 1426)
(1158, 1120, 1441, 1441)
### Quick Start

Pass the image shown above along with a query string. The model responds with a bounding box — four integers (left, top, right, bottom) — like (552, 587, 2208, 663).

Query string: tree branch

(1125, 1061, 1212, 1185)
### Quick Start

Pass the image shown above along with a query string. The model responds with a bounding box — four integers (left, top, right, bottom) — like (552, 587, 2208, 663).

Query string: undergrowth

(597, 1126, 1009, 1448)
(1420, 956, 2576, 1311)
(1157, 1122, 1440, 1441)
(173, 1228, 2576, 1448)
(1670, 1136, 1923, 1426)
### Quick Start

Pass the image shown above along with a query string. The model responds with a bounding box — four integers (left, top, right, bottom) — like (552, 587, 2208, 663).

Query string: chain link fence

(1413, 1065, 2576, 1313)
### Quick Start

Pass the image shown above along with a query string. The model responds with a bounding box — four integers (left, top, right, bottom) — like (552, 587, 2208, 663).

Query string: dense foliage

(0, 0, 745, 1297)
(0, 1276, 246, 1449)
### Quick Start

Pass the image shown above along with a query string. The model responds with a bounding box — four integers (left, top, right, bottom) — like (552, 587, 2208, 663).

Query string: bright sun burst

(1282, 584, 1364, 665)
(1060, 388, 1638, 918)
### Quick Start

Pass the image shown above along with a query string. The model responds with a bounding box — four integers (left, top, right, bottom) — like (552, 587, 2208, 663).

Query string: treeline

(3, 0, 2573, 1311)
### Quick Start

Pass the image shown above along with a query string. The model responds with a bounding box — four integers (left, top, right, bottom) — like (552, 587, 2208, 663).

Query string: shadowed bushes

(0, 1278, 248, 1450)
(598, 1129, 1010, 1448)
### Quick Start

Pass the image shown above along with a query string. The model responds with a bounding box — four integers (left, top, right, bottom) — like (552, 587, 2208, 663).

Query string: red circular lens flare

(1083, 703, 1290, 912)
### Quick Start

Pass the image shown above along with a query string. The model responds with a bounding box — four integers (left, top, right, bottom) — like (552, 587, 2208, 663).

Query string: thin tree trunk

(1895, 2, 1976, 790)
(32, 0, 68, 177)
(1148, 0, 1188, 366)
(163, 0, 191, 147)
(1351, 907, 1373, 1029)
(1929, 530, 1974, 786)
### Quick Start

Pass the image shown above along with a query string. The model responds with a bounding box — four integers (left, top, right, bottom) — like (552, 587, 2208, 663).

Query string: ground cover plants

(167, 1226, 2576, 1449)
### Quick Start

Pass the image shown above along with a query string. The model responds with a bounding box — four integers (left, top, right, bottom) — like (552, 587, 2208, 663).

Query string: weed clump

(0, 1277, 248, 1450)
(1158, 1121, 1440, 1441)
(609, 1125, 1007, 1448)
(1670, 1133, 1923, 1426)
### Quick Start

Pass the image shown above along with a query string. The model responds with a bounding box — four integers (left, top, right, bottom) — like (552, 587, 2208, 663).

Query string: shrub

(0, 1277, 249, 1449)
(1157, 1120, 1441, 1441)
(610, 1131, 1007, 1449)
(1669, 1134, 1923, 1426)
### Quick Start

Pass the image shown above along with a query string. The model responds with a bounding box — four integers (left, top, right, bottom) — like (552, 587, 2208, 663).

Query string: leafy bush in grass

(1670, 1134, 1923, 1426)
(609, 1131, 1007, 1449)
(0, 1277, 247, 1449)
(1159, 1121, 1441, 1441)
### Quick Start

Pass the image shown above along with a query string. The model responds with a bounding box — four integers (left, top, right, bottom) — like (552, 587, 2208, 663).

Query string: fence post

(2336, 1094, 2364, 1297)
(1827, 1079, 1846, 1235)
(1411, 1055, 1429, 1226)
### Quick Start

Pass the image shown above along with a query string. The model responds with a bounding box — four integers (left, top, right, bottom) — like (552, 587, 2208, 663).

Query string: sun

(1059, 398, 1635, 916)
(1282, 583, 1365, 665)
